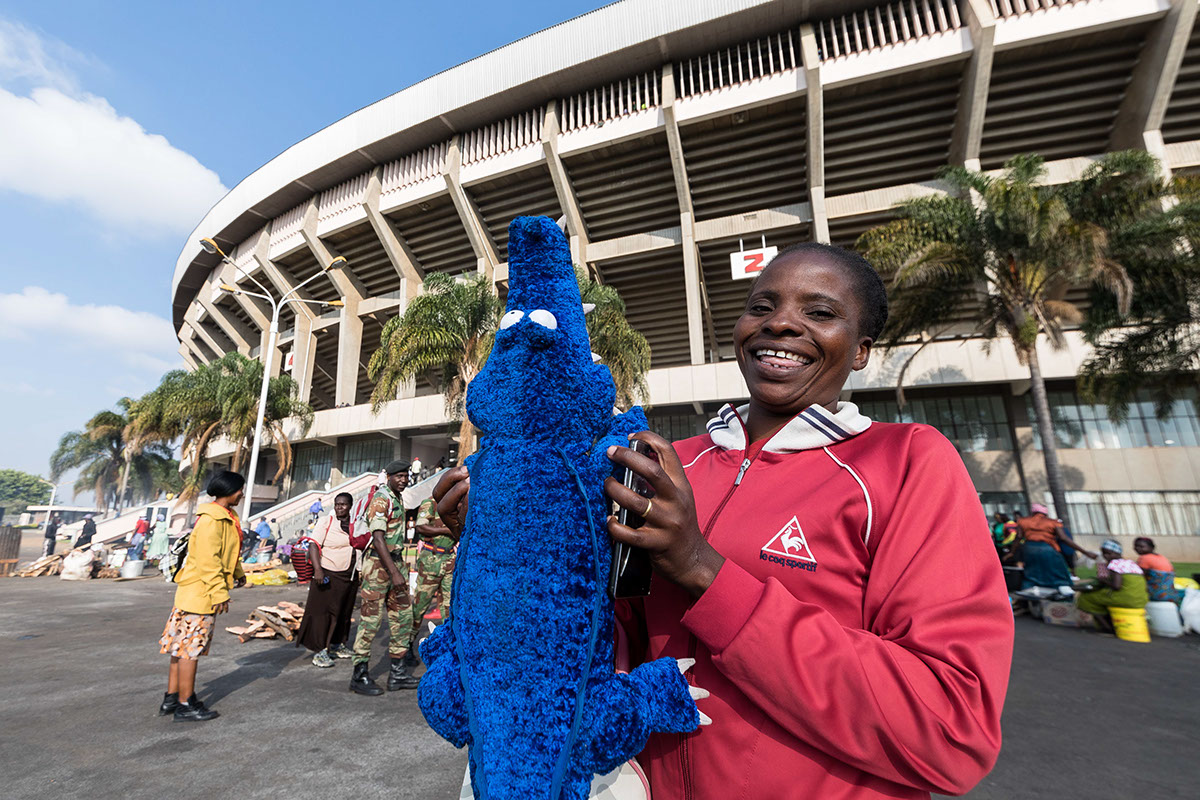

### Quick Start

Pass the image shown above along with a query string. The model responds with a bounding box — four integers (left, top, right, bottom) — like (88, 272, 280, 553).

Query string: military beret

(384, 459, 412, 475)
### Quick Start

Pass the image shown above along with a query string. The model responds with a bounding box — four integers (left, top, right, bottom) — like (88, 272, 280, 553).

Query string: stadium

(172, 0, 1200, 558)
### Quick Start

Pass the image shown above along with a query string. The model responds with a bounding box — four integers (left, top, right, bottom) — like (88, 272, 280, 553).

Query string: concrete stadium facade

(174, 0, 1200, 558)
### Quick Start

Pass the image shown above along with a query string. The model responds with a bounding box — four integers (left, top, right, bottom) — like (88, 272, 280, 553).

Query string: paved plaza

(1, 531, 1197, 799)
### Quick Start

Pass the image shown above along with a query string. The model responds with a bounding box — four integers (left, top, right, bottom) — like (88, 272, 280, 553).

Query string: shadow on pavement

(201, 644, 308, 707)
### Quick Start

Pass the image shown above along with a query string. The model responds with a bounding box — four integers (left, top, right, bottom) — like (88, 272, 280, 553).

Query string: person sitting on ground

(297, 492, 359, 667)
(157, 471, 247, 722)
(1016, 504, 1074, 589)
(1134, 537, 1182, 604)
(1074, 539, 1148, 633)
(434, 241, 1014, 798)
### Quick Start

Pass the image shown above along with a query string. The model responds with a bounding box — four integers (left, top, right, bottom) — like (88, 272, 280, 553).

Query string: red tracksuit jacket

(619, 402, 1014, 799)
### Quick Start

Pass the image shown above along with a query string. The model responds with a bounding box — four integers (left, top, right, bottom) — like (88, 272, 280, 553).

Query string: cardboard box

(1040, 600, 1082, 627)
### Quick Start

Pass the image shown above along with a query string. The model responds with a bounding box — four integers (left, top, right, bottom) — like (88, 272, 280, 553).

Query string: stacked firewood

(16, 554, 64, 577)
(225, 601, 305, 643)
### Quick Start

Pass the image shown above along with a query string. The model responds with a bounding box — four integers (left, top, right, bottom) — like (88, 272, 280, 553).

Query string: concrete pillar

(184, 316, 228, 360)
(330, 438, 346, 484)
(363, 166, 425, 300)
(260, 329, 282, 378)
(178, 342, 199, 369)
(197, 282, 255, 356)
(949, 0, 996, 167)
(335, 298, 363, 407)
(301, 200, 369, 302)
(542, 101, 592, 271)
(799, 24, 829, 243)
(1112, 0, 1198, 158)
(292, 314, 318, 403)
(443, 135, 501, 281)
(681, 212, 705, 366)
(660, 64, 694, 218)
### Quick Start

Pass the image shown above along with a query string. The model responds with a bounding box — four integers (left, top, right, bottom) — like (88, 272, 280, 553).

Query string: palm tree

(368, 271, 502, 460)
(577, 267, 651, 411)
(1080, 172, 1200, 418)
(368, 268, 653, 461)
(51, 398, 177, 510)
(129, 354, 313, 499)
(857, 152, 1164, 529)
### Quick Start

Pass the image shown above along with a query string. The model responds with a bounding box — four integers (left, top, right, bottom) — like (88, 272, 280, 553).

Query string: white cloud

(0, 21, 227, 236)
(0, 286, 180, 374)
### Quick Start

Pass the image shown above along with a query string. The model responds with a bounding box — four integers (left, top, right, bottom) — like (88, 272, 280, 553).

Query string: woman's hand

(605, 431, 725, 599)
(234, 575, 247, 589)
(434, 466, 470, 538)
(213, 600, 229, 615)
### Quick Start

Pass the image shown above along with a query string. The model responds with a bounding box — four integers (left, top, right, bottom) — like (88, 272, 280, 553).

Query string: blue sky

(0, 0, 607, 493)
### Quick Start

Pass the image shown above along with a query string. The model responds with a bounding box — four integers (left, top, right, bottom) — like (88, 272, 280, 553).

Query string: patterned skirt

(159, 607, 215, 659)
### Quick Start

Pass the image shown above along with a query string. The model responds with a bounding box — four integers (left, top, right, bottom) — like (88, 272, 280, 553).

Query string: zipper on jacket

(680, 452, 756, 800)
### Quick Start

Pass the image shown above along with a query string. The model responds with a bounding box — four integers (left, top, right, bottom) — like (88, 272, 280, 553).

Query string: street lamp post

(198, 237, 347, 525)
(37, 477, 58, 531)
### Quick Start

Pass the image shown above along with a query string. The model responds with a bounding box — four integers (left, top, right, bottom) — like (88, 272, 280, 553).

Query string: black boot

(402, 644, 420, 669)
(350, 661, 384, 696)
(158, 691, 179, 717)
(387, 657, 420, 691)
(173, 694, 219, 722)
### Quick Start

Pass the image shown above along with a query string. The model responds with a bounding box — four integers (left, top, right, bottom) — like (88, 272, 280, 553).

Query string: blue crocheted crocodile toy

(418, 216, 699, 800)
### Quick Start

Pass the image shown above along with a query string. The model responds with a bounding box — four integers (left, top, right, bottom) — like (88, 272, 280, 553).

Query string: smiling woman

(594, 242, 1016, 799)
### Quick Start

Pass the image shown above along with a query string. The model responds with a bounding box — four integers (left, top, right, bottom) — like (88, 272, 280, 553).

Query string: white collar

(706, 402, 872, 453)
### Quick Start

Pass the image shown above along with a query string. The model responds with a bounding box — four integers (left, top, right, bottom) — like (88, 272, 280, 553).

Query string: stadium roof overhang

(172, 0, 884, 330)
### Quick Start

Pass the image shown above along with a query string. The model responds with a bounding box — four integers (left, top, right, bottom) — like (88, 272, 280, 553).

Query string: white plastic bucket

(1146, 600, 1183, 638)
(120, 559, 145, 579)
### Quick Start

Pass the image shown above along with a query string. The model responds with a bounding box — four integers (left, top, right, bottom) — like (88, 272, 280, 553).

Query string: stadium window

(1061, 490, 1200, 537)
(291, 445, 333, 496)
(343, 438, 393, 477)
(646, 412, 709, 443)
(1028, 387, 1200, 450)
(855, 393, 1013, 453)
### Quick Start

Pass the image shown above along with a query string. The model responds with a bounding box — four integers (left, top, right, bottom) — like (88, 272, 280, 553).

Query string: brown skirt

(296, 566, 358, 653)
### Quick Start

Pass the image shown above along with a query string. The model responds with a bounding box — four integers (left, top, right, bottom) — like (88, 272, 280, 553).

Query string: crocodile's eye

(528, 309, 557, 330)
(500, 309, 524, 330)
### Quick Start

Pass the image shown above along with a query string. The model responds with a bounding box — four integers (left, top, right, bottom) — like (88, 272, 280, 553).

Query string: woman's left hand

(605, 431, 725, 598)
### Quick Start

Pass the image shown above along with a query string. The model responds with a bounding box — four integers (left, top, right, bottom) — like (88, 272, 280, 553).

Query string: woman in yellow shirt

(158, 471, 247, 722)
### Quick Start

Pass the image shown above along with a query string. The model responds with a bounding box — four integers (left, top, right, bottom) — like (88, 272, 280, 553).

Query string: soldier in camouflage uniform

(349, 460, 420, 695)
(406, 496, 458, 666)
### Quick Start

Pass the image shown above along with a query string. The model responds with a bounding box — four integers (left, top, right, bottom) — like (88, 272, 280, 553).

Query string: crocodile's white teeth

(591, 352, 602, 363)
(582, 303, 595, 314)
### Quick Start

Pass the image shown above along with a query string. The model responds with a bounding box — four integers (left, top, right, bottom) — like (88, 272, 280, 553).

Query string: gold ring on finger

(643, 497, 653, 518)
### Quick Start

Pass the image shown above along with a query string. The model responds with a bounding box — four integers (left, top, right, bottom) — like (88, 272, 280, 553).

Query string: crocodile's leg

(570, 657, 703, 781)
(417, 623, 472, 748)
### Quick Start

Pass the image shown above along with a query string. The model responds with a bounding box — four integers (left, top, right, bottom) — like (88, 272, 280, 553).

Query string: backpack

(348, 483, 384, 550)
(165, 529, 192, 583)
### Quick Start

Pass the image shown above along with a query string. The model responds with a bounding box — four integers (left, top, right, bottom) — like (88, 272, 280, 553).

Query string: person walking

(349, 460, 419, 695)
(157, 471, 247, 722)
(147, 513, 170, 565)
(267, 517, 281, 541)
(129, 516, 149, 561)
(43, 515, 61, 557)
(406, 495, 457, 667)
(297, 492, 359, 667)
(309, 497, 324, 525)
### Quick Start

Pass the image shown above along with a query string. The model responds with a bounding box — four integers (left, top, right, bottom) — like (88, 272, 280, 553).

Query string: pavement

(3, 530, 1198, 799)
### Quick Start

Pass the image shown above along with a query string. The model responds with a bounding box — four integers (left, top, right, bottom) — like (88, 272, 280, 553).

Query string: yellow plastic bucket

(1110, 606, 1151, 643)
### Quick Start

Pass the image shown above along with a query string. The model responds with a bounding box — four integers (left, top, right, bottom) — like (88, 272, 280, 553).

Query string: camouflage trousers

(352, 551, 413, 664)
(410, 549, 454, 639)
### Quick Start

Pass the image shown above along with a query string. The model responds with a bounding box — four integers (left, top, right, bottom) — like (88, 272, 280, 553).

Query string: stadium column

(662, 63, 717, 365)
(183, 310, 230, 360)
(443, 135, 501, 283)
(181, 323, 217, 364)
(541, 101, 594, 277)
(249, 227, 319, 403)
(197, 278, 256, 356)
(1111, 0, 1198, 177)
(798, 24, 828, 244)
(363, 166, 425, 301)
(302, 200, 368, 408)
(178, 342, 199, 370)
(949, 0, 996, 171)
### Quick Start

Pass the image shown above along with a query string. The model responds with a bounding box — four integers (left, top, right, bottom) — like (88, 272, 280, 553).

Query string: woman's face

(734, 253, 872, 417)
(1102, 547, 1121, 562)
(334, 496, 352, 520)
(1133, 540, 1151, 555)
